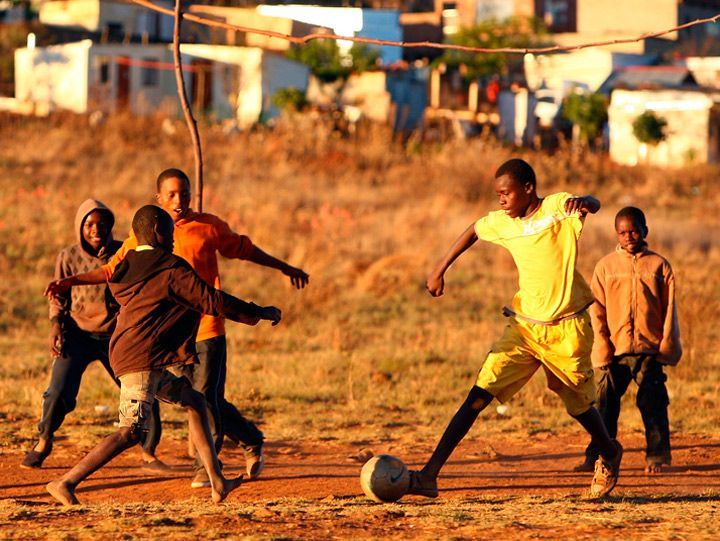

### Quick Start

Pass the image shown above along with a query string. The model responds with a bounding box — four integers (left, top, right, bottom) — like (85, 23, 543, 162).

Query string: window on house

(95, 56, 111, 84)
(142, 58, 159, 87)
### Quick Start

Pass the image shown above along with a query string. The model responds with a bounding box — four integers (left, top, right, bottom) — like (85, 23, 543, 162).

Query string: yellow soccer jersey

(474, 192, 594, 322)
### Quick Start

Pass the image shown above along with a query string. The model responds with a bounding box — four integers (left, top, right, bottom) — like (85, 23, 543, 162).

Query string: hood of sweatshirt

(75, 199, 115, 256)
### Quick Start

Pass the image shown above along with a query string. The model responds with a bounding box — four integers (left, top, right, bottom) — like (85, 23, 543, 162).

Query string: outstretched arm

(44, 267, 107, 299)
(168, 264, 282, 326)
(426, 224, 478, 297)
(246, 246, 309, 289)
(564, 195, 601, 215)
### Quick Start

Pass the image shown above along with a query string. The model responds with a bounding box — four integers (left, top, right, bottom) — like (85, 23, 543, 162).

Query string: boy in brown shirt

(22, 199, 162, 470)
(46, 205, 281, 505)
(576, 207, 681, 474)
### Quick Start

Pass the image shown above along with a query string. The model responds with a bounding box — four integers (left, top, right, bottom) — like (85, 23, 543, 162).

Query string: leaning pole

(172, 0, 203, 212)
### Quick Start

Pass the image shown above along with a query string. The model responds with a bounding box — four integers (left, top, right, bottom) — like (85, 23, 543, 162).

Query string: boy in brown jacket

(46, 205, 281, 505)
(576, 207, 681, 474)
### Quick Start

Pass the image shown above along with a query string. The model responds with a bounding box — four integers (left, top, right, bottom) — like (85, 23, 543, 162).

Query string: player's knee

(636, 387, 669, 410)
(466, 386, 493, 412)
(118, 425, 143, 445)
(182, 388, 207, 412)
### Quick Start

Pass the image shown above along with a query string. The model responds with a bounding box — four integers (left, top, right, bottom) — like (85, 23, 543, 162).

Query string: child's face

(615, 216, 647, 254)
(156, 177, 191, 222)
(494, 175, 534, 218)
(82, 210, 111, 252)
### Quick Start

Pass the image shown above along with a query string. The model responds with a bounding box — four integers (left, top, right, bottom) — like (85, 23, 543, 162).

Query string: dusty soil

(1, 432, 720, 539)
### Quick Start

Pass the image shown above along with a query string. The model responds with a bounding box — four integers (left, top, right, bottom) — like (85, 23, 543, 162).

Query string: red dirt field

(2, 432, 720, 539)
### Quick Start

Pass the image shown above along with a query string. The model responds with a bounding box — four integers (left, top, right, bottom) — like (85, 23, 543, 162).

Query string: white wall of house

(16, 41, 177, 115)
(181, 44, 262, 128)
(609, 89, 714, 167)
(15, 40, 91, 113)
(524, 49, 654, 93)
(181, 44, 309, 129)
(88, 44, 175, 114)
(261, 53, 311, 120)
(682, 57, 720, 89)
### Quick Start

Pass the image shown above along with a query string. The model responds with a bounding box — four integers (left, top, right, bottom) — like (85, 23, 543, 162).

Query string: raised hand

(283, 266, 309, 289)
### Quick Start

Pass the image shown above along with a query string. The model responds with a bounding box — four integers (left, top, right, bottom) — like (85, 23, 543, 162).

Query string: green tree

(632, 111, 668, 145)
(286, 40, 380, 83)
(562, 90, 608, 146)
(439, 17, 549, 80)
(271, 87, 309, 112)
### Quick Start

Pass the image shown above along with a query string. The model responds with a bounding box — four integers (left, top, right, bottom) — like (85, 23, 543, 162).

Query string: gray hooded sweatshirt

(49, 199, 121, 335)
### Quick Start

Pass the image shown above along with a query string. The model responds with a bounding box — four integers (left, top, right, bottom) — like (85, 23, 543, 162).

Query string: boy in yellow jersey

(406, 158, 622, 499)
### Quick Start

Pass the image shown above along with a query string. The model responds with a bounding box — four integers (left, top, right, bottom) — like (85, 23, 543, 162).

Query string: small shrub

(632, 110, 668, 145)
(272, 87, 309, 112)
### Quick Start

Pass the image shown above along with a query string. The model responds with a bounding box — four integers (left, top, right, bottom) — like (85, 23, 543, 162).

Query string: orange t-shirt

(102, 210, 254, 342)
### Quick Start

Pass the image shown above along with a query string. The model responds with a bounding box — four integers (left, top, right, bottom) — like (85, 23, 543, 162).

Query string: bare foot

(46, 480, 79, 505)
(211, 475, 243, 504)
(645, 463, 663, 474)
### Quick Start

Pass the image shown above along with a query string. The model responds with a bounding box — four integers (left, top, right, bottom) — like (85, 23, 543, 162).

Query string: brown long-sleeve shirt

(108, 248, 265, 377)
(590, 245, 682, 368)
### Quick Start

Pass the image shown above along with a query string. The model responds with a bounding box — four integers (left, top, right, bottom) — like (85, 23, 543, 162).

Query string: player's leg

(24, 330, 94, 468)
(634, 356, 671, 474)
(540, 314, 622, 497)
(46, 426, 142, 505)
(408, 320, 539, 498)
(164, 375, 242, 503)
(46, 371, 153, 505)
(217, 346, 265, 478)
(178, 337, 223, 487)
(413, 385, 494, 488)
(577, 360, 631, 471)
(98, 349, 166, 470)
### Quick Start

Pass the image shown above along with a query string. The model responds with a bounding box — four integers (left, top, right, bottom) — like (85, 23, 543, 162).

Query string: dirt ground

(1, 431, 719, 539)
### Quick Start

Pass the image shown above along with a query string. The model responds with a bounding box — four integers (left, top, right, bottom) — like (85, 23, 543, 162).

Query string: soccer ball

(360, 454, 410, 503)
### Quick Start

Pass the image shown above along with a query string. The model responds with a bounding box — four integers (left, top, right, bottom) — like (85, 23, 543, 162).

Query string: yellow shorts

(476, 312, 595, 416)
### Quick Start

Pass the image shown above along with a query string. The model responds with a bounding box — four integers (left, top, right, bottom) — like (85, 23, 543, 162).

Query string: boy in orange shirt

(575, 207, 681, 474)
(45, 169, 308, 487)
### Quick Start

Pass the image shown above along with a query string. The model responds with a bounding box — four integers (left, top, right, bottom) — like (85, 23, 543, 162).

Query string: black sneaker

(21, 440, 53, 469)
(244, 444, 265, 480)
(406, 470, 439, 498)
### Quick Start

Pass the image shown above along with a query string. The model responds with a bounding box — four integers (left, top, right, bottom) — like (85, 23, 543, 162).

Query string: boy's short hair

(132, 205, 173, 241)
(156, 168, 191, 192)
(615, 206, 647, 230)
(495, 158, 536, 188)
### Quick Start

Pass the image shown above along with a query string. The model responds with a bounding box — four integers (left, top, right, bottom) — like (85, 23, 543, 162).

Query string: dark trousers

(179, 337, 224, 464)
(181, 336, 263, 469)
(38, 328, 161, 454)
(586, 354, 671, 465)
(218, 346, 263, 449)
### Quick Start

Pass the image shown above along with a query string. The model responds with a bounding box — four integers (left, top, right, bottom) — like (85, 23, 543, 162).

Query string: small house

(608, 88, 720, 167)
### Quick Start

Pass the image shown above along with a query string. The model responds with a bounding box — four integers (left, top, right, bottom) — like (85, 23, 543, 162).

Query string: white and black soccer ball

(360, 454, 410, 503)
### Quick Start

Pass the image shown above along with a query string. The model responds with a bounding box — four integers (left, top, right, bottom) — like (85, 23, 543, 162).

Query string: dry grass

(1, 110, 719, 448)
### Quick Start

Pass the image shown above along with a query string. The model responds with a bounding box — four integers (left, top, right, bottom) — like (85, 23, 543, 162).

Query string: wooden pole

(172, 0, 203, 212)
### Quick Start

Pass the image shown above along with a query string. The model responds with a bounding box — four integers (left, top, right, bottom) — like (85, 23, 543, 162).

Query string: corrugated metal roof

(598, 66, 698, 94)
